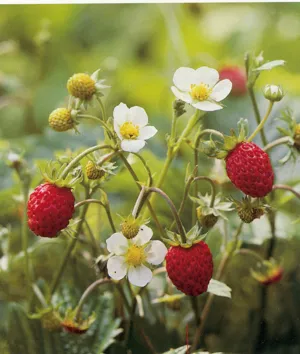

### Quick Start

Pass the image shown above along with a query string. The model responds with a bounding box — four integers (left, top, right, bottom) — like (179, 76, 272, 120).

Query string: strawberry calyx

(229, 196, 270, 223)
(200, 118, 249, 159)
(163, 224, 206, 248)
(41, 160, 83, 188)
(61, 307, 96, 334)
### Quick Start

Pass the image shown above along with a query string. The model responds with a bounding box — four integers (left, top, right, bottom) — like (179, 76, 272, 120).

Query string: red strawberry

(225, 142, 274, 198)
(27, 183, 75, 238)
(219, 66, 247, 96)
(165, 241, 213, 296)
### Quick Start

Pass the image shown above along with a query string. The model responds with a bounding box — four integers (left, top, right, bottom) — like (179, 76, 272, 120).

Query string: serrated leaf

(254, 59, 285, 71)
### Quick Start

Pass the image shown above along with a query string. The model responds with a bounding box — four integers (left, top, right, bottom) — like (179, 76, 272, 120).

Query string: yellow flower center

(120, 122, 139, 140)
(190, 83, 212, 101)
(125, 244, 146, 267)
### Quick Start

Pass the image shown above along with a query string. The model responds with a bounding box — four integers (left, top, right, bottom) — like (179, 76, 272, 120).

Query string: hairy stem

(264, 136, 292, 152)
(272, 184, 300, 199)
(74, 278, 111, 322)
(248, 101, 274, 143)
(147, 187, 186, 243)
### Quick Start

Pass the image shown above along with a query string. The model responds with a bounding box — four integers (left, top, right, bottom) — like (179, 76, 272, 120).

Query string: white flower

(171, 66, 232, 111)
(113, 103, 157, 153)
(106, 225, 167, 287)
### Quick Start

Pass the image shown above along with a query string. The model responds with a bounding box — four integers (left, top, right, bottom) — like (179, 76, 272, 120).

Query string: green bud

(173, 99, 186, 118)
(263, 84, 284, 102)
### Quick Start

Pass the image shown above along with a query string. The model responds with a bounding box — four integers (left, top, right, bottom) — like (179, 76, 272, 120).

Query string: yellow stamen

(125, 244, 146, 267)
(190, 83, 212, 101)
(120, 122, 139, 140)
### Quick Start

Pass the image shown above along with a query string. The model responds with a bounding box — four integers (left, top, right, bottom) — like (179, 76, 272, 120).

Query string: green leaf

(254, 59, 286, 71)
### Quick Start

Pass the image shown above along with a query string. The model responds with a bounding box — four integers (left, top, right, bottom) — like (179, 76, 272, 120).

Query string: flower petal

(129, 106, 148, 127)
(192, 100, 223, 112)
(107, 256, 127, 280)
(121, 139, 146, 153)
(132, 225, 153, 246)
(128, 264, 152, 287)
(138, 126, 157, 140)
(171, 86, 193, 104)
(113, 102, 129, 126)
(106, 233, 128, 255)
(195, 67, 219, 87)
(210, 79, 232, 102)
(145, 240, 167, 265)
(173, 67, 197, 91)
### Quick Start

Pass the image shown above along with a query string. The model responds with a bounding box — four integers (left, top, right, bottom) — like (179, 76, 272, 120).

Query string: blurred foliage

(0, 3, 300, 354)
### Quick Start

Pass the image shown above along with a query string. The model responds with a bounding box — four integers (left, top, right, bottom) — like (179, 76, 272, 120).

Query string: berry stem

(96, 97, 107, 121)
(118, 152, 166, 239)
(130, 152, 153, 187)
(272, 184, 300, 199)
(77, 114, 112, 136)
(245, 52, 268, 146)
(169, 175, 216, 231)
(142, 110, 204, 220)
(75, 198, 116, 232)
(48, 187, 94, 302)
(74, 278, 111, 322)
(247, 100, 274, 143)
(235, 248, 264, 262)
(147, 187, 187, 244)
(191, 222, 244, 352)
(59, 144, 114, 180)
(263, 136, 293, 152)
(132, 186, 146, 218)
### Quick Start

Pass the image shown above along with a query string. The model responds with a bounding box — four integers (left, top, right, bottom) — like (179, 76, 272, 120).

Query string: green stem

(96, 97, 107, 121)
(77, 114, 112, 136)
(147, 187, 186, 243)
(21, 182, 31, 306)
(170, 176, 216, 230)
(272, 184, 300, 199)
(75, 199, 116, 233)
(191, 222, 244, 352)
(235, 248, 264, 262)
(59, 144, 114, 179)
(119, 153, 166, 239)
(247, 102, 274, 143)
(116, 283, 131, 314)
(48, 189, 91, 302)
(264, 136, 292, 152)
(131, 152, 153, 187)
(74, 278, 111, 322)
(143, 110, 203, 219)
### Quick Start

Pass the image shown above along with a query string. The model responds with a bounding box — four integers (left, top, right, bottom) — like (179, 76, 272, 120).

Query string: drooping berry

(85, 161, 105, 180)
(219, 66, 247, 97)
(27, 183, 75, 238)
(225, 142, 274, 198)
(67, 73, 96, 100)
(166, 241, 213, 296)
(49, 108, 74, 132)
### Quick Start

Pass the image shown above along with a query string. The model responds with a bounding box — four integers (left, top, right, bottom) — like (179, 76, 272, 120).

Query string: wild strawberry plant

(4, 52, 300, 354)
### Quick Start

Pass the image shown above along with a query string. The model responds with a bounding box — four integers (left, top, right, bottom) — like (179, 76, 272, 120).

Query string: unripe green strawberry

(85, 161, 105, 180)
(49, 108, 74, 132)
(166, 241, 213, 296)
(196, 207, 218, 228)
(121, 216, 140, 239)
(67, 73, 96, 100)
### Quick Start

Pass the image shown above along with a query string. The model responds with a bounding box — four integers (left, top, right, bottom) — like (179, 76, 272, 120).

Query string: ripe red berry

(219, 66, 247, 96)
(165, 241, 213, 296)
(225, 142, 274, 198)
(27, 183, 75, 238)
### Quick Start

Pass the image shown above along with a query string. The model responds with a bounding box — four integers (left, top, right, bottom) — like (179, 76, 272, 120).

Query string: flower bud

(263, 84, 284, 102)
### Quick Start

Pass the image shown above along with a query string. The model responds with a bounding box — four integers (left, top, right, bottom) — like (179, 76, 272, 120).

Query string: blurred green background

(1, 3, 300, 354)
